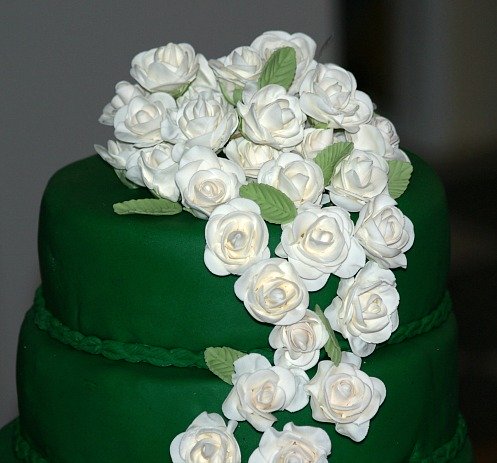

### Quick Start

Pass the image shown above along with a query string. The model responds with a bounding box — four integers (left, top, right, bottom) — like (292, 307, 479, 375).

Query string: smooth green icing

(16, 307, 471, 462)
(6, 151, 472, 462)
(37, 152, 449, 352)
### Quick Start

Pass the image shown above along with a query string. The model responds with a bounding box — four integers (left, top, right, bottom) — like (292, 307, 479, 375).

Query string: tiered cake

(0, 31, 473, 462)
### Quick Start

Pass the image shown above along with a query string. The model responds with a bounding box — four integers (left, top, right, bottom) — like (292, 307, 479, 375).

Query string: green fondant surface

(0, 421, 20, 463)
(16, 306, 472, 462)
(38, 152, 449, 351)
(10, 151, 473, 462)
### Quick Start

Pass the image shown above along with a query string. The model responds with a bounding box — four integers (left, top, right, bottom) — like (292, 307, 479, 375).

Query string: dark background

(1, 1, 496, 461)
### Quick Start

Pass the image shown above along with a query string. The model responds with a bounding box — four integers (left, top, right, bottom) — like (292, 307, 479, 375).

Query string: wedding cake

(0, 31, 473, 462)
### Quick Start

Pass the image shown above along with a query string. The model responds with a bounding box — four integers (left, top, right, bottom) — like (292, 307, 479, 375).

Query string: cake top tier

(39, 30, 449, 461)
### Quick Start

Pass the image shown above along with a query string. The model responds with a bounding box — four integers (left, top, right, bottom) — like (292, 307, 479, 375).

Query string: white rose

(257, 153, 324, 206)
(170, 412, 241, 463)
(204, 198, 270, 276)
(175, 146, 245, 219)
(251, 31, 316, 94)
(209, 46, 264, 101)
(99, 81, 147, 126)
(124, 149, 145, 186)
(94, 139, 137, 170)
(161, 90, 238, 152)
(347, 123, 410, 163)
(248, 422, 331, 463)
(137, 144, 179, 201)
(355, 194, 414, 269)
(326, 149, 389, 212)
(294, 128, 335, 159)
(276, 203, 366, 291)
(370, 114, 410, 162)
(113, 93, 176, 147)
(305, 352, 386, 442)
(269, 309, 329, 370)
(222, 354, 309, 432)
(224, 138, 281, 178)
(130, 43, 199, 94)
(325, 262, 399, 357)
(238, 84, 305, 150)
(299, 63, 373, 132)
(347, 124, 387, 157)
(234, 258, 309, 325)
(186, 54, 221, 95)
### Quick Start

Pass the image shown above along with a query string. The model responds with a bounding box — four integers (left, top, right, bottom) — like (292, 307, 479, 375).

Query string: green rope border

(14, 420, 48, 463)
(32, 287, 452, 369)
(12, 414, 469, 463)
(409, 414, 469, 462)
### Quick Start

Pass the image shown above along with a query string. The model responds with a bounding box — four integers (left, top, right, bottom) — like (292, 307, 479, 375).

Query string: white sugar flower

(185, 54, 220, 95)
(161, 90, 238, 152)
(137, 144, 179, 201)
(234, 258, 308, 325)
(209, 46, 264, 101)
(175, 146, 245, 219)
(248, 422, 331, 463)
(276, 203, 365, 291)
(204, 198, 270, 276)
(99, 81, 147, 126)
(326, 149, 389, 212)
(251, 30, 317, 94)
(325, 262, 399, 357)
(222, 353, 309, 432)
(305, 352, 386, 442)
(113, 93, 176, 147)
(370, 114, 410, 162)
(269, 309, 329, 370)
(94, 139, 137, 170)
(238, 84, 306, 150)
(294, 128, 335, 159)
(355, 194, 414, 268)
(224, 138, 281, 179)
(257, 153, 324, 206)
(347, 124, 387, 157)
(170, 412, 241, 463)
(130, 43, 199, 94)
(299, 63, 373, 132)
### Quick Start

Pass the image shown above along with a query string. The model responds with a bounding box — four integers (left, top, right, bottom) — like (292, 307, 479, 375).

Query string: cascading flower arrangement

(96, 30, 415, 462)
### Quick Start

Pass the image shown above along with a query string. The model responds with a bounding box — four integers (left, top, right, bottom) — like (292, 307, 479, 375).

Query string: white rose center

(197, 180, 225, 202)
(258, 279, 299, 314)
(226, 230, 248, 252)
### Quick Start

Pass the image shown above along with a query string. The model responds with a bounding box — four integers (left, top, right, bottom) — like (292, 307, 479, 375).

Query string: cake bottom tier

(15, 305, 473, 462)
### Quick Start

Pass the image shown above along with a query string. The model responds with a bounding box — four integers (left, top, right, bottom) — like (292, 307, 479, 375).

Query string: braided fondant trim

(32, 287, 451, 369)
(14, 420, 48, 463)
(409, 414, 469, 462)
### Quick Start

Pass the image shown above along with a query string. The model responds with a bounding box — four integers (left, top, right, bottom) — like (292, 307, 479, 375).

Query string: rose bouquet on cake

(96, 30, 414, 461)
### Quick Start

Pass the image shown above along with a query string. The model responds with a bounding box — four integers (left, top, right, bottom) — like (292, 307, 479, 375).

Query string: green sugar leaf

(232, 86, 243, 106)
(314, 304, 342, 366)
(258, 47, 297, 91)
(114, 169, 140, 189)
(239, 183, 297, 224)
(387, 160, 413, 199)
(314, 142, 354, 185)
(113, 198, 182, 216)
(308, 117, 330, 129)
(204, 347, 246, 384)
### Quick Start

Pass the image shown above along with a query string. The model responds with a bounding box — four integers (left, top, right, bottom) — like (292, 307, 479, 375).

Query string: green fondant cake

(0, 30, 474, 462)
(0, 152, 471, 462)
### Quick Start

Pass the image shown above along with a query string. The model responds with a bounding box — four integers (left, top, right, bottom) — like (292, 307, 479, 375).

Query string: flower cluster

(97, 30, 415, 461)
